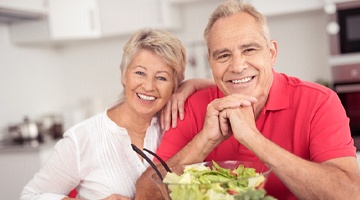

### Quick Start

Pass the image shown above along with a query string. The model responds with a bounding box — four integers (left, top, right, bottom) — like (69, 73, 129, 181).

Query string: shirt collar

(265, 71, 289, 111)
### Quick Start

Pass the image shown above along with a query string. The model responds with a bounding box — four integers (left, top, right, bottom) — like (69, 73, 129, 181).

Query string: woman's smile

(136, 93, 157, 101)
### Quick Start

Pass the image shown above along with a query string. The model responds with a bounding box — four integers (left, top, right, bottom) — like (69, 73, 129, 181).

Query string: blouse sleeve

(20, 130, 80, 200)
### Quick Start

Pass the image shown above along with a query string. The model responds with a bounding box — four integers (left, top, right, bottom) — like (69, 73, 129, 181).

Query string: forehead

(208, 12, 265, 51)
(130, 49, 173, 73)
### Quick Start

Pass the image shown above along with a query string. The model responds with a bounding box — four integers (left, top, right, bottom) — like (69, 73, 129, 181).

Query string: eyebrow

(240, 42, 262, 49)
(134, 65, 171, 76)
(212, 48, 230, 58)
(211, 42, 263, 58)
(156, 70, 171, 76)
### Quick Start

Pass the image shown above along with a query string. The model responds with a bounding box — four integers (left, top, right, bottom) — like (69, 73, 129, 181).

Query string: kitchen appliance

(332, 63, 360, 137)
(328, 1, 360, 55)
(8, 116, 43, 144)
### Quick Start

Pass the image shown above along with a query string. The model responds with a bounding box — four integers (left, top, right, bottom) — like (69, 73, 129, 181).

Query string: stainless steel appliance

(332, 63, 360, 137)
(328, 1, 360, 55)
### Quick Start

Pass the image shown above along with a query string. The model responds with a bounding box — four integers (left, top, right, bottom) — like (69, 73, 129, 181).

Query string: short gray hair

(119, 28, 186, 100)
(204, 0, 271, 47)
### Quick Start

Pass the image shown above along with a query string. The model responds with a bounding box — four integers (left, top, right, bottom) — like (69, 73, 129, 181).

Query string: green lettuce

(162, 160, 276, 200)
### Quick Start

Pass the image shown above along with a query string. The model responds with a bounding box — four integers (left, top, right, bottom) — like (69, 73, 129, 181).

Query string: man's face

(207, 12, 277, 100)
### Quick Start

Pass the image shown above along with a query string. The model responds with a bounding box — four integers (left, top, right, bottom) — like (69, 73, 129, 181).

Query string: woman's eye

(156, 76, 167, 81)
(135, 71, 145, 76)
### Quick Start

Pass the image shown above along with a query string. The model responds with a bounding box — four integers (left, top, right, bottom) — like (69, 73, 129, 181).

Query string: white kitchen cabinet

(249, 0, 323, 16)
(0, 0, 47, 13)
(0, 141, 56, 200)
(9, 0, 181, 44)
(0, 0, 47, 23)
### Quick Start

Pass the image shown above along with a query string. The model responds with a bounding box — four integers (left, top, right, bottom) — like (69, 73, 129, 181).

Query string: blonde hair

(204, 0, 271, 47)
(119, 28, 186, 100)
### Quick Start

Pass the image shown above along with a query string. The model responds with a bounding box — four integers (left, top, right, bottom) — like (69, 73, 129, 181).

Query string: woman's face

(122, 49, 175, 116)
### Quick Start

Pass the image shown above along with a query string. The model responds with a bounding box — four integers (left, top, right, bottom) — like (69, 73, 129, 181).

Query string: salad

(162, 161, 276, 200)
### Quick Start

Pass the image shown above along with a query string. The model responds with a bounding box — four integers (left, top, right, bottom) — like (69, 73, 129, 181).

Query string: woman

(20, 29, 213, 200)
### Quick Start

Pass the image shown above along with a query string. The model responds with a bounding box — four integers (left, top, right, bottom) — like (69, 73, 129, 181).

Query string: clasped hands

(203, 93, 258, 145)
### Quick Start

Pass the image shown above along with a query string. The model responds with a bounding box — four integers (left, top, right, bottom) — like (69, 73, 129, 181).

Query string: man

(135, 0, 360, 199)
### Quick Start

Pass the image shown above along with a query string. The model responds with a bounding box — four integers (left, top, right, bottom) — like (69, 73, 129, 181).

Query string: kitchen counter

(0, 138, 58, 200)
(0, 138, 59, 153)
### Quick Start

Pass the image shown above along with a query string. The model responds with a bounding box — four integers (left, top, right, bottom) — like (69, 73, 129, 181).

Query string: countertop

(0, 138, 58, 153)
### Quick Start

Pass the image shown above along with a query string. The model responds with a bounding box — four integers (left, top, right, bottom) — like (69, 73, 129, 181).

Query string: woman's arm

(20, 136, 80, 200)
(161, 78, 214, 130)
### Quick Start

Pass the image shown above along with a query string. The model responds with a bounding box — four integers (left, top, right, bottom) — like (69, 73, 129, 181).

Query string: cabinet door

(250, 0, 323, 16)
(0, 0, 47, 12)
(48, 0, 101, 40)
(99, 0, 180, 37)
(9, 0, 181, 43)
(0, 151, 41, 200)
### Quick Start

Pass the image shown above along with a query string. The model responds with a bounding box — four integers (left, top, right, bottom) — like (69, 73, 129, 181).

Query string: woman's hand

(161, 78, 214, 130)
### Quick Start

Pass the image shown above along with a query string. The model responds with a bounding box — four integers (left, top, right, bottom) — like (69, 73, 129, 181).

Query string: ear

(269, 40, 278, 66)
(121, 73, 126, 85)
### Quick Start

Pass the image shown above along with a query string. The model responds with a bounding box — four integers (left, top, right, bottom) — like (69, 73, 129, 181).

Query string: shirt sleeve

(310, 90, 356, 162)
(20, 131, 80, 200)
(155, 89, 210, 161)
(155, 106, 197, 161)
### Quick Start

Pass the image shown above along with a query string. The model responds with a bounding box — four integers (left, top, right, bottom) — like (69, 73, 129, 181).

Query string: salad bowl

(151, 160, 274, 200)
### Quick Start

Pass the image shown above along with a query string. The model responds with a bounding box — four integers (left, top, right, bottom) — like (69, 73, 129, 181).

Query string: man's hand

(219, 104, 257, 144)
(202, 94, 257, 147)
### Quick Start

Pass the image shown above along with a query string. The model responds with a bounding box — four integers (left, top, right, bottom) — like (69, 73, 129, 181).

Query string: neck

(108, 102, 154, 134)
(253, 95, 268, 118)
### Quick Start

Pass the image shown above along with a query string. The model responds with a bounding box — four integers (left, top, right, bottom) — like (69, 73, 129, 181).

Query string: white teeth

(232, 77, 252, 84)
(137, 94, 156, 101)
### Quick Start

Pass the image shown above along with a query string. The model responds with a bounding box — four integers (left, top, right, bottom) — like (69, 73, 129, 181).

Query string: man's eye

(216, 54, 230, 62)
(243, 48, 257, 55)
(244, 48, 255, 52)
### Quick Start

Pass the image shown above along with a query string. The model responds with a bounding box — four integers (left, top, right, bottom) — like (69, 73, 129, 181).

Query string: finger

(211, 96, 256, 111)
(163, 101, 172, 131)
(171, 100, 178, 128)
(230, 94, 257, 103)
(178, 99, 185, 120)
(219, 110, 231, 136)
(160, 109, 164, 130)
(239, 99, 253, 107)
(165, 102, 172, 131)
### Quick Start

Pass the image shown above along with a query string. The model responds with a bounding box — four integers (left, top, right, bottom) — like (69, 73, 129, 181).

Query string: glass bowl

(151, 160, 272, 200)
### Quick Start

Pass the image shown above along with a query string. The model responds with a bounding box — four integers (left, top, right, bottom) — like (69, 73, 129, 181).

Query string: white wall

(0, 24, 65, 137)
(55, 38, 125, 127)
(0, 2, 332, 137)
(268, 10, 331, 82)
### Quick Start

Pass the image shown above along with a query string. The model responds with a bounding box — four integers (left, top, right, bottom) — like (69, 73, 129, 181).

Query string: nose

(143, 77, 156, 91)
(229, 53, 247, 72)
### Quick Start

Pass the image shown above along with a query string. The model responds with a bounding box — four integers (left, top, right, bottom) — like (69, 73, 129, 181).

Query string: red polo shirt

(156, 71, 356, 199)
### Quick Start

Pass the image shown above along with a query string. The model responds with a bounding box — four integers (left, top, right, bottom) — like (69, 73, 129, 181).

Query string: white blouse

(20, 110, 162, 200)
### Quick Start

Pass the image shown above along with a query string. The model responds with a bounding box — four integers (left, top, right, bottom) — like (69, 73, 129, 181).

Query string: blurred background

(0, 0, 359, 199)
